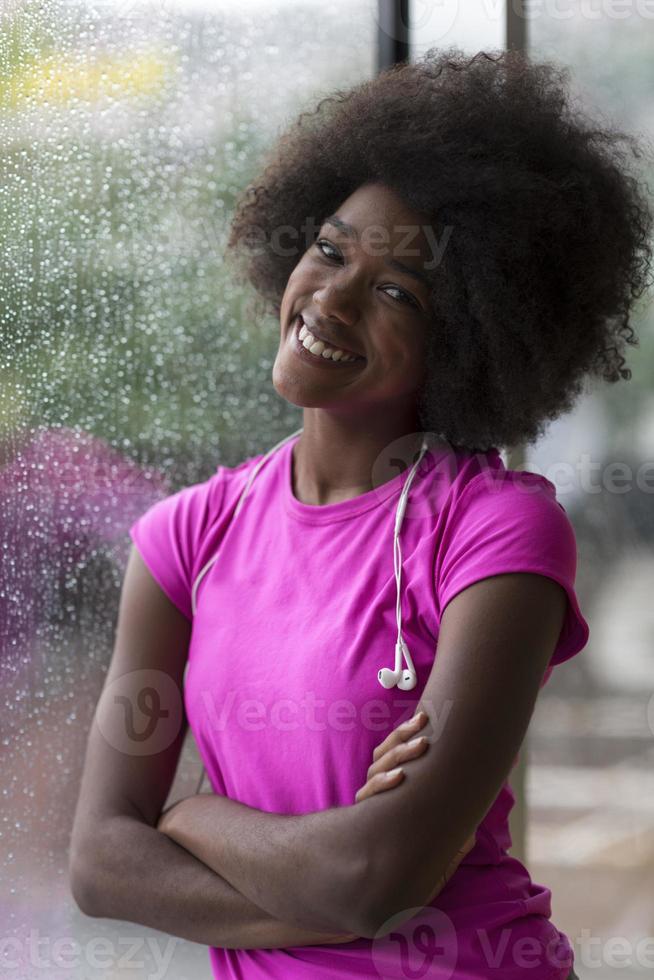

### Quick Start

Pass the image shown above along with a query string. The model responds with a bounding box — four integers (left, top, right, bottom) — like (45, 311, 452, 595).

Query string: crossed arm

(157, 571, 567, 940)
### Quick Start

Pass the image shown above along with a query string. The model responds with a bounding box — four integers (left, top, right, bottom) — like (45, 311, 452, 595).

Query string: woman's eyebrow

(322, 214, 432, 288)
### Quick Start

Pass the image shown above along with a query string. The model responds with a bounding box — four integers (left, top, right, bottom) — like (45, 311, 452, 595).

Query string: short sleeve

(129, 472, 226, 621)
(435, 470, 590, 667)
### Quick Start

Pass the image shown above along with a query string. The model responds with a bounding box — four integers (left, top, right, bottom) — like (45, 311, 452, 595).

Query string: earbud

(378, 639, 417, 690)
(377, 665, 417, 690)
(399, 668, 417, 691)
(378, 666, 401, 689)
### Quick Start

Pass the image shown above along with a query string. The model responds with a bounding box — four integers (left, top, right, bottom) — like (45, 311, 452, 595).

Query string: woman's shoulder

(128, 448, 269, 620)
(435, 444, 574, 554)
(130, 449, 266, 545)
(212, 448, 268, 504)
(445, 444, 560, 511)
(215, 449, 267, 481)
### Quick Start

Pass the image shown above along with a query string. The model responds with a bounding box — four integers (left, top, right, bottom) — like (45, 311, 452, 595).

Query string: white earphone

(376, 435, 430, 691)
(188, 426, 431, 793)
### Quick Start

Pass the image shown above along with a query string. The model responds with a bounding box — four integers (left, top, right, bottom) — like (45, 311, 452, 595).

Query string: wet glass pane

(526, 10, 654, 978)
(0, 0, 374, 975)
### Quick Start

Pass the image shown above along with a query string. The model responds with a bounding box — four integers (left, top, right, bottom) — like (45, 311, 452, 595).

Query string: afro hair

(225, 47, 654, 453)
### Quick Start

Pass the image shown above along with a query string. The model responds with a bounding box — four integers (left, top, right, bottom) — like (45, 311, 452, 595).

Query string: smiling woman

(270, 180, 438, 452)
(227, 46, 653, 455)
(70, 43, 652, 980)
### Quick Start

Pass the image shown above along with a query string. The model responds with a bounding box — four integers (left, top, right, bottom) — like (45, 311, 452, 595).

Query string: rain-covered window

(1, 1, 373, 975)
(3, 1, 653, 977)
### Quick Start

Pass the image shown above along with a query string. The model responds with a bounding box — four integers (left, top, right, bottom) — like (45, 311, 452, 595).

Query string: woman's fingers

(366, 729, 430, 785)
(354, 712, 432, 803)
(354, 766, 405, 803)
(371, 710, 428, 764)
(356, 736, 429, 799)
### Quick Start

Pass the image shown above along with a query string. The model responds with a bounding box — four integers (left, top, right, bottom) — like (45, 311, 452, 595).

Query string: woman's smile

(290, 315, 367, 371)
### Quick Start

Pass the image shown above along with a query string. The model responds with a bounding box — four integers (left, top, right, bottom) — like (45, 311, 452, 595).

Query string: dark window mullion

(506, 0, 528, 52)
(377, 0, 410, 74)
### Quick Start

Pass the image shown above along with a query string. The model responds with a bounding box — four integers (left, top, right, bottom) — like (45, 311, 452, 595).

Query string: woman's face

(273, 181, 436, 421)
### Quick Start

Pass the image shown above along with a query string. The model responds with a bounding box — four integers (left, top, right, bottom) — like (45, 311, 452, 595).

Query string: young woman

(70, 48, 653, 980)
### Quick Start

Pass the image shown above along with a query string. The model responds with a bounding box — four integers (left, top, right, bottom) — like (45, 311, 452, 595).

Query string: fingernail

(404, 714, 422, 728)
(386, 767, 404, 778)
(408, 736, 426, 747)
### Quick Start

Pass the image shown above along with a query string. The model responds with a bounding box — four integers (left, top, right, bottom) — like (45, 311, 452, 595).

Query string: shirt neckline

(281, 433, 446, 525)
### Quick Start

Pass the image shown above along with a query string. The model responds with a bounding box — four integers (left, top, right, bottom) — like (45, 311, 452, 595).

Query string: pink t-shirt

(129, 433, 588, 980)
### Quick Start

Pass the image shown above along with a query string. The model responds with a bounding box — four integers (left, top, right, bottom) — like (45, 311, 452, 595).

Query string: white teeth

(297, 320, 358, 362)
(306, 338, 325, 355)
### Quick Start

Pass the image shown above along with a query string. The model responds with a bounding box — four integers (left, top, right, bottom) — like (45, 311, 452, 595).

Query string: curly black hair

(225, 47, 654, 453)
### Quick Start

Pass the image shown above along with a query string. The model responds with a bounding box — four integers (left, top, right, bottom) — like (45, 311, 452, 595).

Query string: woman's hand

(354, 710, 431, 803)
(354, 709, 477, 901)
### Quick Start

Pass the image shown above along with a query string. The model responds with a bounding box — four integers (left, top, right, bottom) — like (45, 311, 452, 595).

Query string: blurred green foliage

(1, 1, 652, 490)
(0, 0, 299, 487)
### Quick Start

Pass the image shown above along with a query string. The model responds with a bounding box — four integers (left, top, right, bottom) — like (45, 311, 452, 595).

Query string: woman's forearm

(158, 794, 368, 935)
(74, 814, 358, 950)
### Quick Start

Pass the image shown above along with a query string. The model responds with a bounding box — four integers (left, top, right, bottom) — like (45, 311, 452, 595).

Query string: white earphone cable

(190, 426, 304, 616)
(191, 428, 431, 794)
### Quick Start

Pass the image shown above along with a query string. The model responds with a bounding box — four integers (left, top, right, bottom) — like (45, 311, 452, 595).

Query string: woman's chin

(271, 361, 312, 408)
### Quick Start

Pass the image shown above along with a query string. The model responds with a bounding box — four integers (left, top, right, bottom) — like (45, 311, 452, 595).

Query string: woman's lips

(291, 316, 366, 369)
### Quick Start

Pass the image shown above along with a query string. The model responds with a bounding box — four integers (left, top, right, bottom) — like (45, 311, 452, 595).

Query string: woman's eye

(313, 239, 418, 308)
(315, 239, 340, 261)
